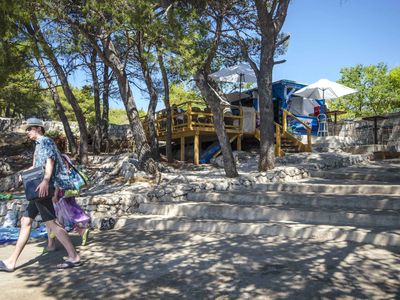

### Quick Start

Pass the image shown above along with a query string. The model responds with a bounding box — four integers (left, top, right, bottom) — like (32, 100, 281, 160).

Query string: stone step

(310, 170, 400, 183)
(114, 214, 400, 247)
(138, 202, 400, 227)
(254, 180, 400, 195)
(186, 191, 400, 210)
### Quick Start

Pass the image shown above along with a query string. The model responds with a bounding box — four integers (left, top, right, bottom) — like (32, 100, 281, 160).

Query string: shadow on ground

(5, 229, 400, 299)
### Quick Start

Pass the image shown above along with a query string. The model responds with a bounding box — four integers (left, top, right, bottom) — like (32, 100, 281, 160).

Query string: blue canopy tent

(229, 80, 320, 135)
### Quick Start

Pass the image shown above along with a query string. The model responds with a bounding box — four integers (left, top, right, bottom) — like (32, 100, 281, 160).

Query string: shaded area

(0, 143, 33, 178)
(1, 229, 399, 299)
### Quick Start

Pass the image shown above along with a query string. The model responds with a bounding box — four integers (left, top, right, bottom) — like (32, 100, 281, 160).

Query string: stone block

(0, 205, 7, 216)
(96, 205, 110, 212)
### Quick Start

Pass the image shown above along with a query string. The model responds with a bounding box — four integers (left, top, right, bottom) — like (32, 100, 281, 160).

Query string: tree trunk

(87, 29, 158, 174)
(5, 102, 11, 117)
(195, 73, 238, 178)
(157, 49, 173, 162)
(88, 49, 102, 154)
(33, 43, 78, 155)
(254, 0, 290, 171)
(30, 17, 89, 164)
(137, 31, 159, 160)
(257, 57, 275, 171)
(101, 63, 110, 152)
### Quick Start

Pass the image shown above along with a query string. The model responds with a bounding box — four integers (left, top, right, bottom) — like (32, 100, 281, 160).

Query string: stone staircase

(116, 160, 400, 247)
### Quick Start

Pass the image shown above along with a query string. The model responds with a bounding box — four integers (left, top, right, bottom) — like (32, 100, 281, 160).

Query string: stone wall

(0, 191, 146, 229)
(0, 166, 309, 228)
(0, 118, 23, 132)
(333, 112, 400, 150)
(0, 150, 370, 228)
(0, 117, 133, 152)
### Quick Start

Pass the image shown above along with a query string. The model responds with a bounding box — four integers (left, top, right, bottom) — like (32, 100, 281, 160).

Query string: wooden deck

(149, 102, 312, 165)
(155, 102, 243, 165)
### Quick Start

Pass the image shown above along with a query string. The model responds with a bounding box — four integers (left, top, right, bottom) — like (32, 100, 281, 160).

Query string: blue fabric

(290, 115, 319, 135)
(200, 141, 221, 164)
(0, 225, 48, 244)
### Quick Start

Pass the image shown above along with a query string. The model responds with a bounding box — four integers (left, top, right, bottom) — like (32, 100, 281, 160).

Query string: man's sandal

(57, 260, 82, 270)
(0, 260, 14, 272)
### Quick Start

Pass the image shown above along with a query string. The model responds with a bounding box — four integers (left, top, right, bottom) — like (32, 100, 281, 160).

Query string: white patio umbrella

(209, 63, 257, 100)
(293, 78, 357, 100)
(293, 79, 357, 136)
(209, 63, 257, 84)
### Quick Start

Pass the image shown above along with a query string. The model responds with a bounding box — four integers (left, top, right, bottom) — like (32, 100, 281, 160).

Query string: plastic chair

(317, 114, 329, 136)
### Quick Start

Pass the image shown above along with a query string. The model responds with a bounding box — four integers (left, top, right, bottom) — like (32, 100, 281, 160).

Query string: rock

(214, 181, 229, 191)
(119, 156, 140, 180)
(135, 194, 148, 204)
(0, 174, 20, 192)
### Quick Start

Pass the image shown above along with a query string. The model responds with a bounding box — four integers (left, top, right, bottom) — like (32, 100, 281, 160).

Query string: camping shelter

(226, 79, 322, 135)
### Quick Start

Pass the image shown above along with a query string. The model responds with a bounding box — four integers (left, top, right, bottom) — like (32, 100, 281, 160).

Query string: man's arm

(35, 158, 54, 198)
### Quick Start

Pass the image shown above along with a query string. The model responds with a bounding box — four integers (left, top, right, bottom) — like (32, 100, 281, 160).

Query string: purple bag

(54, 196, 90, 230)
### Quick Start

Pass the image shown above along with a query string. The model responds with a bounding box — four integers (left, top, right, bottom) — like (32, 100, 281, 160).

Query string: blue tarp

(290, 115, 319, 136)
(272, 80, 307, 109)
(200, 141, 221, 164)
(0, 225, 48, 244)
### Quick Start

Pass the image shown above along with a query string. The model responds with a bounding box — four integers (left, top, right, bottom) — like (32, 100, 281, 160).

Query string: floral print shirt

(33, 136, 71, 189)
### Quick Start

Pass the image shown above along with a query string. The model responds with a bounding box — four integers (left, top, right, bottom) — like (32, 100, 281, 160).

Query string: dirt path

(1, 229, 400, 299)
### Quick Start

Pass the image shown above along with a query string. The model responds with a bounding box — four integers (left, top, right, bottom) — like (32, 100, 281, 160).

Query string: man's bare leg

(45, 220, 80, 262)
(45, 225, 56, 251)
(2, 216, 33, 271)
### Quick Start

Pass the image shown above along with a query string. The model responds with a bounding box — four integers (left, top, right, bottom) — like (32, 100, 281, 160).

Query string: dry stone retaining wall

(334, 112, 400, 150)
(0, 117, 133, 152)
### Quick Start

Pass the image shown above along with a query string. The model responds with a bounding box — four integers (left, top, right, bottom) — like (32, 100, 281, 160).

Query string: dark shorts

(23, 195, 56, 222)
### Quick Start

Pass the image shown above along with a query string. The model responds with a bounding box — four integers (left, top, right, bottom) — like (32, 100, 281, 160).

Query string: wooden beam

(180, 136, 185, 161)
(212, 135, 238, 158)
(194, 131, 199, 165)
(188, 102, 193, 130)
(237, 134, 242, 151)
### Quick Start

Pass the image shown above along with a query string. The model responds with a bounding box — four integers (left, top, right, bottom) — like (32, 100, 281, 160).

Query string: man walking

(0, 117, 81, 271)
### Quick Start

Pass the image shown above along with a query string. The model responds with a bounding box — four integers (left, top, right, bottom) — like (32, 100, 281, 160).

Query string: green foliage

(45, 129, 64, 139)
(0, 67, 50, 118)
(330, 63, 400, 118)
(48, 85, 96, 125)
(108, 107, 146, 125)
(169, 83, 204, 106)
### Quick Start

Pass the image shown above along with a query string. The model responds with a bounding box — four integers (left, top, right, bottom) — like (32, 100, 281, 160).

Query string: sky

(274, 0, 400, 84)
(73, 0, 400, 111)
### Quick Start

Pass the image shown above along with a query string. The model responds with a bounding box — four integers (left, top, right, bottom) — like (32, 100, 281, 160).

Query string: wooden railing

(155, 101, 243, 137)
(282, 109, 312, 152)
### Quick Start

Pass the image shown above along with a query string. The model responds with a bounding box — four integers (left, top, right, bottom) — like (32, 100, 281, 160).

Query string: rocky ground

(1, 138, 371, 229)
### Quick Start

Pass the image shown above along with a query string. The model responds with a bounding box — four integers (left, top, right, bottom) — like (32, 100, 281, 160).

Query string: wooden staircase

(254, 109, 312, 157)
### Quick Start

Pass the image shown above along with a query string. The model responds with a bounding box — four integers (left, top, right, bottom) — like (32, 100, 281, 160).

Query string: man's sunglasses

(25, 127, 36, 132)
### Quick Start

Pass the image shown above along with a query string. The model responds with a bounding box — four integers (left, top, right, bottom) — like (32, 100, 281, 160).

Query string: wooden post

(194, 131, 199, 165)
(282, 109, 287, 132)
(275, 124, 281, 156)
(239, 106, 243, 133)
(180, 136, 185, 161)
(237, 134, 242, 151)
(188, 102, 193, 130)
(307, 129, 312, 152)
